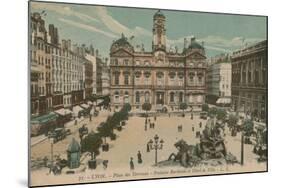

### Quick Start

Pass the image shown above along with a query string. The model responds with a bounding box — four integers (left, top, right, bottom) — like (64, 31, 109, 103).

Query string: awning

(31, 112, 58, 125)
(80, 103, 89, 109)
(216, 97, 231, 104)
(73, 105, 84, 116)
(54, 108, 72, 116)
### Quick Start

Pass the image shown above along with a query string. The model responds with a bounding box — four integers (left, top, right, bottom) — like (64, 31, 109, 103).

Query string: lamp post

(48, 136, 54, 173)
(240, 104, 246, 166)
(148, 134, 164, 166)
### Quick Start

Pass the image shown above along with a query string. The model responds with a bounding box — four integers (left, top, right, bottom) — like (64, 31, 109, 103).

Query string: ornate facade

(109, 11, 207, 112)
(206, 54, 232, 105)
(231, 40, 267, 121)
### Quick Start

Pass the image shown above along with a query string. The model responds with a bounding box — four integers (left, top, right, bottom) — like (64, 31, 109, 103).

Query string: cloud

(31, 2, 100, 23)
(59, 18, 118, 38)
(166, 35, 264, 53)
(95, 7, 151, 38)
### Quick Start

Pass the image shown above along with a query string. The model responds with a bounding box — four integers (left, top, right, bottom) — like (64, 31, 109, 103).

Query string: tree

(228, 114, 238, 128)
(228, 114, 238, 136)
(216, 108, 227, 121)
(81, 131, 102, 160)
(179, 102, 188, 116)
(97, 122, 111, 144)
(208, 107, 217, 118)
(243, 119, 254, 137)
(202, 104, 209, 112)
(122, 103, 132, 112)
(142, 102, 152, 120)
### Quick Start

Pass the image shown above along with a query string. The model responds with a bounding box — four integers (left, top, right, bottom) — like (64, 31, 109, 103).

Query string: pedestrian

(137, 151, 142, 164)
(178, 125, 182, 132)
(192, 126, 194, 132)
(153, 123, 155, 129)
(154, 115, 157, 121)
(145, 124, 147, 131)
(191, 113, 193, 120)
(102, 160, 108, 170)
(130, 157, 134, 170)
(199, 122, 202, 128)
(147, 143, 150, 152)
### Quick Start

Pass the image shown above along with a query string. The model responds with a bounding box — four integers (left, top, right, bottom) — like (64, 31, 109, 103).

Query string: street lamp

(148, 134, 164, 166)
(48, 135, 55, 173)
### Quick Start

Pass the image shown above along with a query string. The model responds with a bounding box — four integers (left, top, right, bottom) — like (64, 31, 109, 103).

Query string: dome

(154, 10, 165, 19)
(67, 138, 80, 152)
(183, 37, 205, 54)
(188, 37, 204, 50)
(110, 33, 134, 53)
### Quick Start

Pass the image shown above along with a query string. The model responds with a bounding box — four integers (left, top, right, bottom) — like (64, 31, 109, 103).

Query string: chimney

(184, 38, 187, 48)
(62, 39, 66, 49)
(67, 39, 71, 50)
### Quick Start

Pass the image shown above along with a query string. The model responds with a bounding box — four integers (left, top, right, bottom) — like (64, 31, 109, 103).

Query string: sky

(30, 1, 267, 58)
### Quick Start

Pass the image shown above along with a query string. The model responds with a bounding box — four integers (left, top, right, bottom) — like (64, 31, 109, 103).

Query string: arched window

(170, 92, 175, 103)
(135, 91, 140, 103)
(156, 72, 164, 86)
(124, 91, 129, 103)
(144, 71, 151, 85)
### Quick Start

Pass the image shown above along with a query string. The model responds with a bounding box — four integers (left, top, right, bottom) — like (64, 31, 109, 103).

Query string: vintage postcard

(29, 1, 268, 187)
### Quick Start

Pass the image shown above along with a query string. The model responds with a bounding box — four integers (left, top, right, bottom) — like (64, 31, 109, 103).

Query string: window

(124, 59, 129, 66)
(145, 92, 150, 103)
(197, 95, 202, 103)
(135, 71, 141, 83)
(144, 72, 151, 85)
(124, 74, 129, 85)
(135, 91, 140, 103)
(114, 73, 119, 85)
(169, 72, 176, 85)
(114, 91, 119, 103)
(189, 95, 193, 103)
(124, 91, 129, 103)
(156, 72, 164, 86)
(179, 92, 183, 103)
(170, 92, 175, 103)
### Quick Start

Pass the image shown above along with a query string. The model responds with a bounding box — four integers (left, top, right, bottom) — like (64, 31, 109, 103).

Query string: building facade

(30, 12, 53, 116)
(206, 54, 232, 105)
(101, 60, 110, 96)
(30, 12, 105, 117)
(231, 40, 267, 121)
(109, 11, 207, 112)
(96, 55, 103, 95)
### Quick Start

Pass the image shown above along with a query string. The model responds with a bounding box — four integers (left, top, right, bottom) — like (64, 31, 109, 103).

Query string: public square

(30, 109, 266, 186)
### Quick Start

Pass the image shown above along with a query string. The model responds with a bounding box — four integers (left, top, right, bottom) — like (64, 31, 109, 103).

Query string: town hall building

(109, 10, 207, 112)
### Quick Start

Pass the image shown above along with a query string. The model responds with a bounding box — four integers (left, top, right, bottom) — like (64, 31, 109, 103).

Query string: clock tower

(152, 10, 166, 52)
